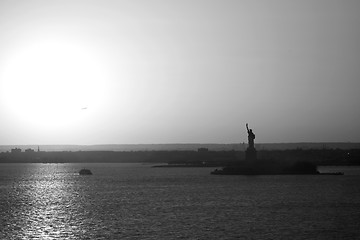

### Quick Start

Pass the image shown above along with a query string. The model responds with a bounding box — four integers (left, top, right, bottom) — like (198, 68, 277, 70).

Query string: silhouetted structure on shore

(25, 148, 35, 153)
(11, 148, 21, 154)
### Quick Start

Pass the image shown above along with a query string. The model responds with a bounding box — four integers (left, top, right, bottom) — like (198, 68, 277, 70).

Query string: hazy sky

(0, 0, 359, 145)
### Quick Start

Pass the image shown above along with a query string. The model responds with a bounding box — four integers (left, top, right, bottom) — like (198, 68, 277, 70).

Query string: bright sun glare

(1, 37, 108, 132)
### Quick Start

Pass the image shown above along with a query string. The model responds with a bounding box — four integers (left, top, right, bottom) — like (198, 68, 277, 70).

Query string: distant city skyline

(1, 0, 360, 145)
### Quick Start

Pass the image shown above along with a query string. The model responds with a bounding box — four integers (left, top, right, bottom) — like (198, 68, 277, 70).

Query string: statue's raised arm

(246, 123, 249, 133)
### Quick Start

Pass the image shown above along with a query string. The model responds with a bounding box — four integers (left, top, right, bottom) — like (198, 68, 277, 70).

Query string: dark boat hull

(79, 169, 92, 175)
(211, 160, 344, 176)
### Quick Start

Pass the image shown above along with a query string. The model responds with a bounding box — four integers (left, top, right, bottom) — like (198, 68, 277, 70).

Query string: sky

(0, 0, 359, 145)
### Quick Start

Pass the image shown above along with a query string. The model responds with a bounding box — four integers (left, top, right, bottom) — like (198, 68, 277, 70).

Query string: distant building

(11, 148, 21, 153)
(198, 148, 209, 152)
(25, 148, 35, 153)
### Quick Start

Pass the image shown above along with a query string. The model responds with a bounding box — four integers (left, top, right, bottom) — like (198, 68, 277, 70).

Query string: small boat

(79, 168, 92, 175)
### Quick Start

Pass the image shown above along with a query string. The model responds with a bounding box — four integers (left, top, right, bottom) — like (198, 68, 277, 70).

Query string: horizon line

(1, 141, 360, 146)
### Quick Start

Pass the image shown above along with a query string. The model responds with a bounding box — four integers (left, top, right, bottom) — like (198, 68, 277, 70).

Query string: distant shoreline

(1, 148, 359, 166)
(1, 142, 360, 153)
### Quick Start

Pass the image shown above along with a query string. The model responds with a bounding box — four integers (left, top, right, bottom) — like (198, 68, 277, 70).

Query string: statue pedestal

(245, 147, 257, 161)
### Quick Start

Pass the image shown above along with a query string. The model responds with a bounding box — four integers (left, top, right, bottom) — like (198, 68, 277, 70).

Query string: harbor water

(1, 163, 360, 239)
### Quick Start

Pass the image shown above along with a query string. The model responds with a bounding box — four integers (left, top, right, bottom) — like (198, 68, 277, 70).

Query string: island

(210, 124, 344, 175)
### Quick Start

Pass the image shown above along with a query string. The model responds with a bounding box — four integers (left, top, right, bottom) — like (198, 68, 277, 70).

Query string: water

(1, 163, 360, 239)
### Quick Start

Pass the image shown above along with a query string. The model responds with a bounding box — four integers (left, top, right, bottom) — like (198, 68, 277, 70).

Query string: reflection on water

(1, 163, 360, 239)
(4, 164, 87, 239)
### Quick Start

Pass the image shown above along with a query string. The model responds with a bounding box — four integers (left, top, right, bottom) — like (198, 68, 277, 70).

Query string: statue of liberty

(245, 123, 257, 160)
(246, 123, 255, 149)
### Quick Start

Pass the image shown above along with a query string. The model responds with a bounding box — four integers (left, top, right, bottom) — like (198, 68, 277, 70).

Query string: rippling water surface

(1, 163, 360, 239)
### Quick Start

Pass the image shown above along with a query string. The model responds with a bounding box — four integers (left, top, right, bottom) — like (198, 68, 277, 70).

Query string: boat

(79, 168, 92, 175)
(210, 160, 344, 175)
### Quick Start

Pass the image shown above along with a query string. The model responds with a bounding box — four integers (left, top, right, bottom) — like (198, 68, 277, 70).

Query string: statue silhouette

(246, 123, 255, 149)
(245, 123, 257, 161)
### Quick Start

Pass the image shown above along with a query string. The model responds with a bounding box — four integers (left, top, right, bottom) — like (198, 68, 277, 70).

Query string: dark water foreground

(1, 163, 360, 239)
